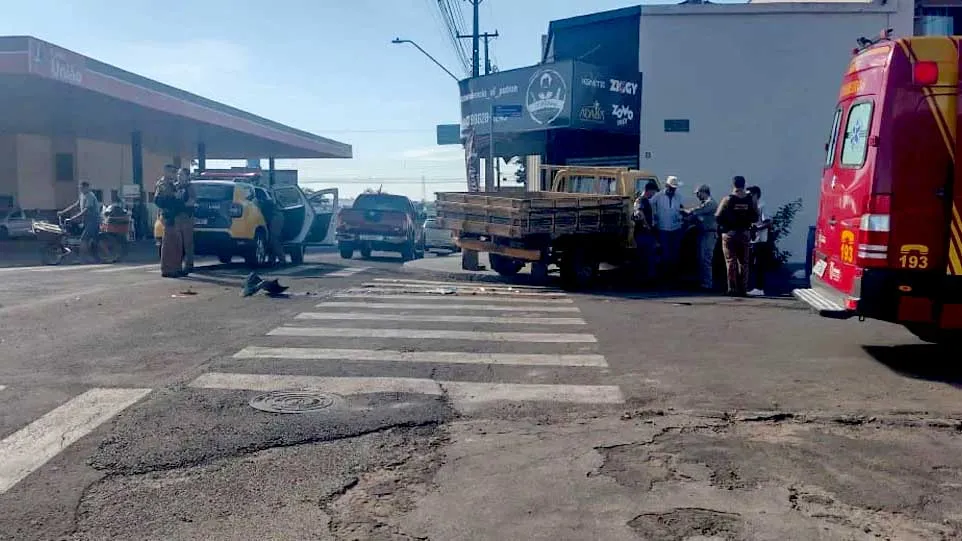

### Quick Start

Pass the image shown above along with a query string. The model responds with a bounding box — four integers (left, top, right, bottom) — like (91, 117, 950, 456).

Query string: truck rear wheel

(339, 243, 354, 259)
(560, 248, 598, 290)
(906, 325, 962, 346)
(489, 253, 524, 276)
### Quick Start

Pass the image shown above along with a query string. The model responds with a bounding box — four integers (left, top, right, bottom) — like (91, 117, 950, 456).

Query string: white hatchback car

(422, 216, 459, 253)
(0, 208, 36, 239)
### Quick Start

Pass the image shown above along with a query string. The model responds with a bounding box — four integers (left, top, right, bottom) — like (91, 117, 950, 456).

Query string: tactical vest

(720, 194, 756, 233)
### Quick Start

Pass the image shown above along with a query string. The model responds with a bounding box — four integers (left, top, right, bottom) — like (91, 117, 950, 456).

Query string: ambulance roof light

(914, 61, 939, 85)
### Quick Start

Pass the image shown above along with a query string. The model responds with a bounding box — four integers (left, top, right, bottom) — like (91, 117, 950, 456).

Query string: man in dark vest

(715, 175, 759, 296)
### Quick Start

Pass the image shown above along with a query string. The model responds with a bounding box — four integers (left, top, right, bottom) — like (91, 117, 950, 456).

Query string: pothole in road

(249, 390, 344, 414)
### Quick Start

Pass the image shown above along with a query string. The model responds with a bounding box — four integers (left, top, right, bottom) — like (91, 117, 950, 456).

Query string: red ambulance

(793, 33, 962, 345)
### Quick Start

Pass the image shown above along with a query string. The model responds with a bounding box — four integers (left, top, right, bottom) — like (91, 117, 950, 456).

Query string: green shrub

(770, 198, 803, 268)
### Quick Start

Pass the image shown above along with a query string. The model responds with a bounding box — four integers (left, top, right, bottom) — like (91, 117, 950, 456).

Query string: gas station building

(0, 36, 351, 217)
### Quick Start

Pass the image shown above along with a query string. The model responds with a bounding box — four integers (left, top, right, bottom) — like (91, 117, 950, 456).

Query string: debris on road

(241, 273, 289, 298)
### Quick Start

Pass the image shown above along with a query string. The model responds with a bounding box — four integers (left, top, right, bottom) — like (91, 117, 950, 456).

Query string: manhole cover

(249, 390, 343, 414)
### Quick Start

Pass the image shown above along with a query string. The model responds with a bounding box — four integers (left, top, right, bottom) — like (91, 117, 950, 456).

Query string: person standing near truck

(715, 175, 759, 296)
(683, 184, 718, 290)
(633, 181, 659, 284)
(746, 185, 772, 297)
(651, 176, 685, 283)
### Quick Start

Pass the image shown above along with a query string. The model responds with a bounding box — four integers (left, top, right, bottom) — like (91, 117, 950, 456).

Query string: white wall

(638, 0, 913, 261)
(15, 135, 55, 210)
(0, 136, 17, 204)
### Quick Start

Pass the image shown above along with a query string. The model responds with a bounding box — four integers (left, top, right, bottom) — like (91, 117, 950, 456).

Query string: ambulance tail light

(856, 194, 890, 267)
(914, 61, 939, 85)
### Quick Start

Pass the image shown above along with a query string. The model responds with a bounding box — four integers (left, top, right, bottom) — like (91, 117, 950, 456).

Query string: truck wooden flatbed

(436, 190, 632, 289)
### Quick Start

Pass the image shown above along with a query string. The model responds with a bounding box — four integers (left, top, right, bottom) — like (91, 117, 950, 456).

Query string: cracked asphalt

(2, 250, 962, 540)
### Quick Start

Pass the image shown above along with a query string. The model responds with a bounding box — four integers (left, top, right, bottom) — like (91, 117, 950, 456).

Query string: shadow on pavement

(864, 344, 962, 386)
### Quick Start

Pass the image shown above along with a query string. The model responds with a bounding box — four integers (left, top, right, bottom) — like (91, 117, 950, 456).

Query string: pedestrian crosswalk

(0, 387, 151, 495)
(0, 276, 617, 496)
(187, 277, 623, 415)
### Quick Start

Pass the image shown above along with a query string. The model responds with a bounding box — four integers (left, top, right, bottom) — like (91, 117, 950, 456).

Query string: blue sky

(2, 0, 653, 199)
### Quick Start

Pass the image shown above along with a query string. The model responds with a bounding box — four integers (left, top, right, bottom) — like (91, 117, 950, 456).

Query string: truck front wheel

(489, 253, 524, 276)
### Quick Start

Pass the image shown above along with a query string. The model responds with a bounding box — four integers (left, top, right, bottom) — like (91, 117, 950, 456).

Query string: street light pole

(391, 38, 459, 82)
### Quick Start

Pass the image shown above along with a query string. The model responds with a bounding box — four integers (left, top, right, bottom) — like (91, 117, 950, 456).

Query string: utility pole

(458, 1, 497, 77)
(481, 31, 498, 75)
(471, 0, 480, 77)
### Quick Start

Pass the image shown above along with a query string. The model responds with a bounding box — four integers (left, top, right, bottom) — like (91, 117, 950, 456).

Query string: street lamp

(391, 38, 460, 82)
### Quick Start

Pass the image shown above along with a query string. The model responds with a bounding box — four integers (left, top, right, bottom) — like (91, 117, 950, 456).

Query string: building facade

(541, 0, 919, 261)
(0, 134, 179, 211)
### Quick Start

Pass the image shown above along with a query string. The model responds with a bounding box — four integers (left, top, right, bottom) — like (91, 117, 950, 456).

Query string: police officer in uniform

(154, 165, 185, 277)
(714, 175, 759, 296)
(174, 168, 196, 274)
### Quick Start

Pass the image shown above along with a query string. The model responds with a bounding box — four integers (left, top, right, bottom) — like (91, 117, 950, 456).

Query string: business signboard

(459, 62, 574, 137)
(459, 60, 640, 137)
(570, 62, 641, 134)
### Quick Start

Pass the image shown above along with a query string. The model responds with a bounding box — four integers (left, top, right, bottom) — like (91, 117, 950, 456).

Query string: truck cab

(794, 34, 962, 344)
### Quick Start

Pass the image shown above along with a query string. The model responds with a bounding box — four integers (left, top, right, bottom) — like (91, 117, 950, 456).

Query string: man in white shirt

(651, 175, 685, 282)
(747, 185, 773, 296)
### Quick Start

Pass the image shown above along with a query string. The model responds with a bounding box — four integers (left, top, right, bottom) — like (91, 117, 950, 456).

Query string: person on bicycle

(58, 181, 101, 262)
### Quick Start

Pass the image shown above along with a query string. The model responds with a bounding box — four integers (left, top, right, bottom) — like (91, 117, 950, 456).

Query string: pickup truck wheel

(401, 241, 415, 261)
(218, 253, 233, 264)
(560, 249, 598, 290)
(360, 247, 372, 259)
(489, 253, 524, 276)
(906, 325, 962, 346)
(339, 247, 353, 259)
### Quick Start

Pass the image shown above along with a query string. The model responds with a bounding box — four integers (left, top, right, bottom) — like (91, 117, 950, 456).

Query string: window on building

(914, 6, 962, 36)
(840, 101, 873, 167)
(54, 153, 74, 182)
(825, 107, 843, 167)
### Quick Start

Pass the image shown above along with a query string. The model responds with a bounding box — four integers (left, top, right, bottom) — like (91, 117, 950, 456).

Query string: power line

(437, 0, 471, 75)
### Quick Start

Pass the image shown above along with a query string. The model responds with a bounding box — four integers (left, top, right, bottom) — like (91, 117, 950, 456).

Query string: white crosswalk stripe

(318, 301, 580, 312)
(294, 312, 587, 325)
(189, 278, 622, 414)
(233, 347, 608, 367)
(0, 387, 151, 495)
(351, 285, 567, 298)
(327, 266, 370, 277)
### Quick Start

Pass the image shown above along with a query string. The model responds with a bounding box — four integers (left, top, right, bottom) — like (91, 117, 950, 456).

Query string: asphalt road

(1, 248, 961, 540)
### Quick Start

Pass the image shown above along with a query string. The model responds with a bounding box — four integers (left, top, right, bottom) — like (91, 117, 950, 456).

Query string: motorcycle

(32, 214, 125, 266)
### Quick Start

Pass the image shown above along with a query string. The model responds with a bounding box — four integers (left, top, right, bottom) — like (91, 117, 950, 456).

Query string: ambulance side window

(840, 101, 873, 168)
(824, 107, 843, 167)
